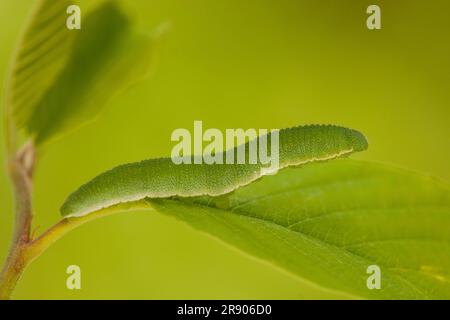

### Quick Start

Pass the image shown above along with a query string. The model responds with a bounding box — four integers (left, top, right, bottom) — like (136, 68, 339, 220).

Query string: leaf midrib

(287, 204, 450, 229)
(229, 170, 375, 212)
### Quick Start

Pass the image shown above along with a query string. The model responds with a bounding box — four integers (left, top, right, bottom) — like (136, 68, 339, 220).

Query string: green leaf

(6, 0, 157, 144)
(7, 0, 75, 135)
(150, 160, 450, 299)
(61, 124, 368, 217)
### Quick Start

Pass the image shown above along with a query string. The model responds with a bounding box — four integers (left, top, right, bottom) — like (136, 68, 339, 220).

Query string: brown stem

(0, 244, 31, 300)
(0, 143, 35, 300)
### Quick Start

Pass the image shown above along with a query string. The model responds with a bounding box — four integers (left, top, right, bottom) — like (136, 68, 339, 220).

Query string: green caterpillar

(60, 125, 368, 218)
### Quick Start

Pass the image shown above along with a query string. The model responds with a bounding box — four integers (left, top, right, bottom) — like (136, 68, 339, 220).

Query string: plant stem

(0, 244, 30, 300)
(0, 143, 34, 299)
(0, 136, 152, 299)
(28, 201, 152, 260)
(0, 194, 151, 299)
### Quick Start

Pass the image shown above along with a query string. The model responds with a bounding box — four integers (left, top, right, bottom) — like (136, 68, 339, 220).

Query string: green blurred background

(0, 0, 449, 299)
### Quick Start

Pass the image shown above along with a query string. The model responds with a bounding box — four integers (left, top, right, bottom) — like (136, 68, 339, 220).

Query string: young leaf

(6, 0, 157, 144)
(150, 160, 450, 299)
(61, 125, 368, 217)
(7, 0, 75, 134)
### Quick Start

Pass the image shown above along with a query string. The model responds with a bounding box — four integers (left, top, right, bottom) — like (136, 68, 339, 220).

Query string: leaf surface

(6, 0, 157, 144)
(7, 0, 75, 134)
(150, 160, 450, 299)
